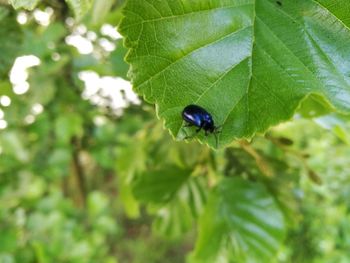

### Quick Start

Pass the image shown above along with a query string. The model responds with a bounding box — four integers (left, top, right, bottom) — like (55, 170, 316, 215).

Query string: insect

(181, 104, 221, 147)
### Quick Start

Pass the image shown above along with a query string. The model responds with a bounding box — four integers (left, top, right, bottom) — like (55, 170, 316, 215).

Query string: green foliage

(109, 39, 129, 79)
(316, 113, 350, 145)
(1, 1, 350, 263)
(89, 0, 115, 26)
(8, 0, 40, 10)
(65, 0, 92, 20)
(8, 0, 93, 20)
(133, 165, 191, 203)
(119, 0, 350, 148)
(191, 178, 285, 263)
(0, 7, 22, 77)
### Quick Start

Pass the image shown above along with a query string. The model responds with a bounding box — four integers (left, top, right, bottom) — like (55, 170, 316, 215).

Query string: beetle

(181, 104, 221, 147)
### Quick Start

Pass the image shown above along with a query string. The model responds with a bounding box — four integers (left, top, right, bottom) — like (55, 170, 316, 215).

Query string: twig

(238, 140, 274, 177)
(71, 136, 87, 206)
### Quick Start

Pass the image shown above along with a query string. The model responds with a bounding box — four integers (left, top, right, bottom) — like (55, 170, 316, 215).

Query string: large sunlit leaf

(190, 177, 285, 262)
(315, 0, 350, 28)
(119, 0, 350, 148)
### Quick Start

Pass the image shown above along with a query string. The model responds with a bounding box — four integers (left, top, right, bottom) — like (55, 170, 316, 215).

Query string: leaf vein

(137, 26, 252, 90)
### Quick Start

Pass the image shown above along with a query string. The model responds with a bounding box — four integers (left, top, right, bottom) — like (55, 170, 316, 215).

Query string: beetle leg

(215, 126, 222, 133)
(183, 124, 203, 142)
(183, 128, 196, 140)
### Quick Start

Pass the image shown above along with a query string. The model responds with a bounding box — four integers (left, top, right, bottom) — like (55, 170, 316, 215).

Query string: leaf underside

(191, 178, 285, 262)
(119, 0, 350, 148)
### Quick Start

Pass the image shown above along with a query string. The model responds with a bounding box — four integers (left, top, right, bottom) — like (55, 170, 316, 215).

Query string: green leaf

(87, 191, 109, 218)
(0, 228, 17, 252)
(315, 0, 350, 28)
(54, 113, 83, 145)
(152, 175, 208, 238)
(152, 195, 194, 239)
(132, 162, 208, 238)
(297, 93, 335, 118)
(0, 81, 12, 96)
(190, 177, 285, 263)
(0, 8, 22, 77)
(89, 0, 114, 26)
(9, 0, 40, 10)
(315, 113, 350, 145)
(132, 165, 191, 204)
(119, 0, 350, 148)
(28, 75, 56, 105)
(65, 0, 92, 20)
(118, 177, 140, 218)
(0, 131, 29, 163)
(109, 39, 129, 80)
(22, 23, 67, 57)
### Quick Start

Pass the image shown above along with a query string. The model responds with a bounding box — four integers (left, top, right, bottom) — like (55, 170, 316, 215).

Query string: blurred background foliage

(0, 0, 350, 262)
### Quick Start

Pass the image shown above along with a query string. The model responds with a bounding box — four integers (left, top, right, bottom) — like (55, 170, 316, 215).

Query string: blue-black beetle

(181, 104, 221, 147)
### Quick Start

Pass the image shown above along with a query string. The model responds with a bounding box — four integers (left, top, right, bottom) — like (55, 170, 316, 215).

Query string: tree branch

(71, 136, 87, 206)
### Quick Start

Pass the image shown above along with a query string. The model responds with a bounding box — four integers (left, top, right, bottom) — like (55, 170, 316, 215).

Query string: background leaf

(0, 7, 22, 77)
(191, 177, 285, 263)
(152, 175, 208, 239)
(89, 0, 114, 26)
(65, 0, 92, 20)
(9, 0, 40, 10)
(315, 113, 350, 145)
(133, 165, 191, 204)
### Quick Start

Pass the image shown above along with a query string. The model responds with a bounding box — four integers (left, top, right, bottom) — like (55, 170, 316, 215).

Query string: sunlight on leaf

(119, 0, 350, 148)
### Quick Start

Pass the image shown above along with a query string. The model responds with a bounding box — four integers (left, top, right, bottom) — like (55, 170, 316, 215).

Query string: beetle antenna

(214, 132, 218, 148)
